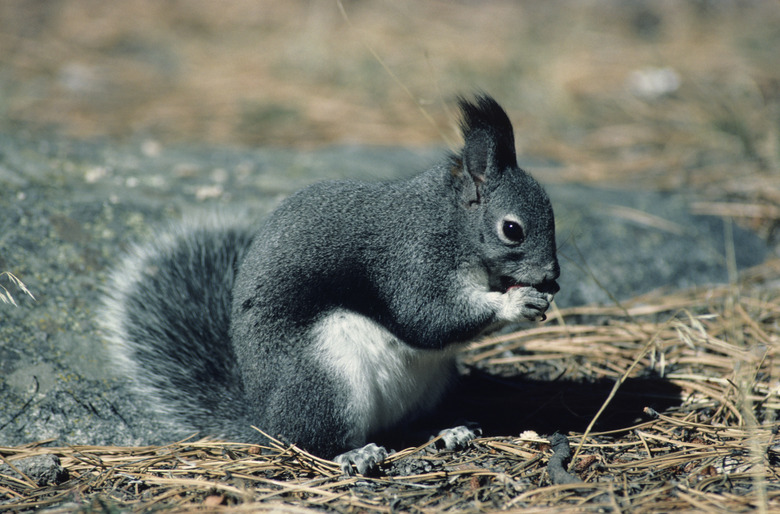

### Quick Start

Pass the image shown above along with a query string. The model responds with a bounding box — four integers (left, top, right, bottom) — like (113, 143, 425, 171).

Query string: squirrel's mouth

(499, 276, 560, 295)
(499, 276, 528, 292)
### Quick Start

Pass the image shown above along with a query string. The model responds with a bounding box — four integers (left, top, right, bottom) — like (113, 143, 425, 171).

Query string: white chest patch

(312, 309, 462, 447)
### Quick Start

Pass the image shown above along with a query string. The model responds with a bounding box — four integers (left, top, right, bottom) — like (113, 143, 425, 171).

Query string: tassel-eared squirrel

(101, 94, 560, 473)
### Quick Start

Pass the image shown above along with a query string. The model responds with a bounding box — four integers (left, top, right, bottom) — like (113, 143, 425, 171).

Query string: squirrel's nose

(545, 259, 560, 281)
(535, 260, 560, 294)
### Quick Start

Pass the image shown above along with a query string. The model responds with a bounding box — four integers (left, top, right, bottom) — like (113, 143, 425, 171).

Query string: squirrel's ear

(455, 94, 518, 205)
(449, 156, 481, 206)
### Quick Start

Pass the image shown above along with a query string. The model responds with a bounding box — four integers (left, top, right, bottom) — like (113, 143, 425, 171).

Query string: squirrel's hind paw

(334, 443, 388, 476)
(434, 424, 481, 450)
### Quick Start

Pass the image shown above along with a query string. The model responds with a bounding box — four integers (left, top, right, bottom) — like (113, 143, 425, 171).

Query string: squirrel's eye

(500, 218, 525, 244)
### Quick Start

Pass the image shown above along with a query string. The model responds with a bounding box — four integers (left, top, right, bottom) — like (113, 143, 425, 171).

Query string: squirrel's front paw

(499, 286, 553, 322)
(334, 443, 388, 476)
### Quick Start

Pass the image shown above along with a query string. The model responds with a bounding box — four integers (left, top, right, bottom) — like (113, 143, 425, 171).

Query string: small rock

(0, 454, 69, 486)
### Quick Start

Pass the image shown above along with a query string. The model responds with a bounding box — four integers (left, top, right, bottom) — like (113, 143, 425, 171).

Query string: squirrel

(100, 94, 560, 474)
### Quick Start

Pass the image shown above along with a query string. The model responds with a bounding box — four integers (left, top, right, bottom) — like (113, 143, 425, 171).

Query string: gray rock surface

(0, 454, 68, 486)
(549, 184, 766, 307)
(0, 134, 770, 447)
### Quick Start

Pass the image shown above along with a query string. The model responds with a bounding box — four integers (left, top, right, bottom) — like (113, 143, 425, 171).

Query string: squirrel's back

(100, 216, 257, 441)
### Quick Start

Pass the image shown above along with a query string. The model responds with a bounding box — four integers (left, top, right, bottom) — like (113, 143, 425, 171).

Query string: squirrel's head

(451, 94, 560, 295)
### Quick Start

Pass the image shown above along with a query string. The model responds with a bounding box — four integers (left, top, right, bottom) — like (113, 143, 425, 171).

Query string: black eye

(501, 219, 525, 244)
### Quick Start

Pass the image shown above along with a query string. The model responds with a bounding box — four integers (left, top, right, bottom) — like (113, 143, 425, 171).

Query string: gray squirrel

(100, 94, 560, 473)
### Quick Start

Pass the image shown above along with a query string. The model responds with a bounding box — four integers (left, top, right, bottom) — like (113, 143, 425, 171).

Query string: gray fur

(102, 95, 560, 459)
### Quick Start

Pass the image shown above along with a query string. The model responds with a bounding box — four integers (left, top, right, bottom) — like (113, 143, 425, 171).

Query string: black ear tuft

(457, 94, 518, 185)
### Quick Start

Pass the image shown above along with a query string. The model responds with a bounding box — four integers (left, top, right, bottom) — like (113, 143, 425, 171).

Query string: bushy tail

(100, 216, 256, 441)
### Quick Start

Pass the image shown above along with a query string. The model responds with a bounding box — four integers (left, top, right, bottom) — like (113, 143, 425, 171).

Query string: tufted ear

(454, 94, 518, 206)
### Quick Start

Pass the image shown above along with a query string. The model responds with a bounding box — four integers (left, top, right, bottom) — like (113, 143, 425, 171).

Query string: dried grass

(0, 272, 35, 307)
(2, 260, 778, 512)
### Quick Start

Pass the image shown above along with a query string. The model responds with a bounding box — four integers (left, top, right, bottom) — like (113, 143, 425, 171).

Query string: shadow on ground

(378, 371, 682, 450)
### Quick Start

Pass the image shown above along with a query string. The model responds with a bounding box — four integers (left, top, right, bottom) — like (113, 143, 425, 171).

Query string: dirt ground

(0, 2, 776, 156)
(2, 1, 779, 220)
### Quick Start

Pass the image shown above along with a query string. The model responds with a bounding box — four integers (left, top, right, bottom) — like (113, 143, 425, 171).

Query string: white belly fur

(313, 309, 462, 447)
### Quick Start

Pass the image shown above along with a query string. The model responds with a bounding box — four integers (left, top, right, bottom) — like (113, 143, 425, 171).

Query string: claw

(333, 443, 388, 476)
(435, 425, 481, 450)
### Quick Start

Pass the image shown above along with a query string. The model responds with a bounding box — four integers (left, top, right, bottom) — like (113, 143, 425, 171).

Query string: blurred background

(0, 0, 778, 196)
